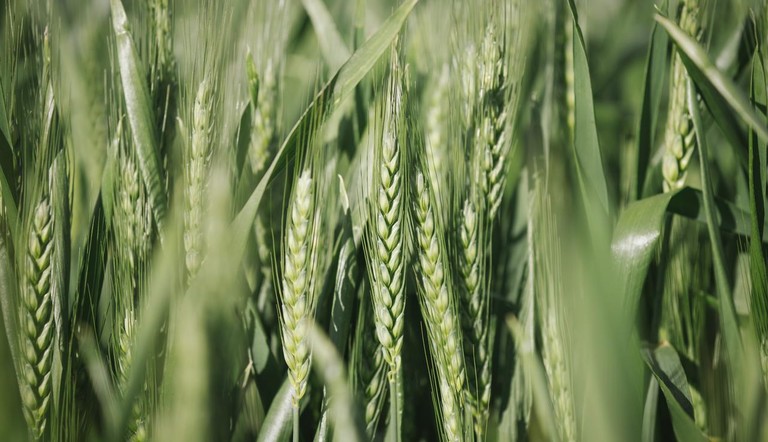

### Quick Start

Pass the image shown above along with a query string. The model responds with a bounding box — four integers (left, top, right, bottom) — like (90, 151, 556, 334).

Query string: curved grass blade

(642, 345, 707, 442)
(110, 0, 167, 233)
(0, 297, 24, 440)
(748, 51, 768, 346)
(613, 185, 765, 317)
(51, 152, 70, 353)
(256, 378, 294, 442)
(506, 315, 560, 442)
(301, 0, 351, 72)
(687, 76, 744, 367)
(636, 2, 669, 200)
(641, 377, 659, 442)
(0, 151, 17, 237)
(0, 202, 19, 386)
(565, 0, 610, 232)
(656, 13, 768, 160)
(309, 323, 366, 442)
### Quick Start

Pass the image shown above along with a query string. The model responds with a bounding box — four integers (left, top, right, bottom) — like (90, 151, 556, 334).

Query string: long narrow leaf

(110, 0, 167, 232)
(565, 0, 610, 233)
(687, 76, 744, 367)
(301, 0, 351, 72)
(636, 2, 669, 199)
(749, 50, 768, 342)
(256, 379, 294, 442)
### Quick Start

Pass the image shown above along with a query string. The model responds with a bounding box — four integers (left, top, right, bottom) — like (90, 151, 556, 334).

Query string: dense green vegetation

(1, 0, 768, 441)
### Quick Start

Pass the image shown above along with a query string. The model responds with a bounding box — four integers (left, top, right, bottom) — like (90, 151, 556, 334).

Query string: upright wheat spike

(112, 123, 153, 441)
(184, 78, 213, 279)
(19, 192, 54, 440)
(532, 183, 576, 442)
(413, 170, 466, 441)
(279, 169, 319, 407)
(368, 56, 407, 378)
(248, 58, 277, 175)
(150, 0, 174, 85)
(662, 0, 701, 192)
(474, 22, 510, 221)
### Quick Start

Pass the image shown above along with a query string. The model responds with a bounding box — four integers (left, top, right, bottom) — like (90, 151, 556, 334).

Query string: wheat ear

(367, 54, 407, 378)
(662, 0, 701, 192)
(19, 191, 54, 440)
(278, 169, 319, 407)
(413, 170, 466, 441)
(184, 78, 213, 279)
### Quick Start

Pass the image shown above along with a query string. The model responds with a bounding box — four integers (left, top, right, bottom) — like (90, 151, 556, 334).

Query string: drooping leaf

(642, 345, 706, 442)
(613, 182, 767, 315)
(256, 378, 294, 442)
(309, 323, 366, 442)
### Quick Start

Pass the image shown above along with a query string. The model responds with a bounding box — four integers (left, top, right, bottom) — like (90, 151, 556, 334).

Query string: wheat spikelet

(19, 192, 54, 440)
(413, 170, 466, 441)
(184, 78, 213, 279)
(278, 169, 319, 407)
(662, 0, 701, 192)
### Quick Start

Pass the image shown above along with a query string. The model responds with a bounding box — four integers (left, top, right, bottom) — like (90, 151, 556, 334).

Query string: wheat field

(1, 0, 768, 441)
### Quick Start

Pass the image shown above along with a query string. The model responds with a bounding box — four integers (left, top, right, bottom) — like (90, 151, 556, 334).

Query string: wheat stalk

(662, 0, 701, 192)
(278, 168, 320, 408)
(413, 170, 466, 441)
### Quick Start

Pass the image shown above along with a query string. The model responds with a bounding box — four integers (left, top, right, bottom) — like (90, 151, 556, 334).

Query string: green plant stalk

(686, 76, 744, 378)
